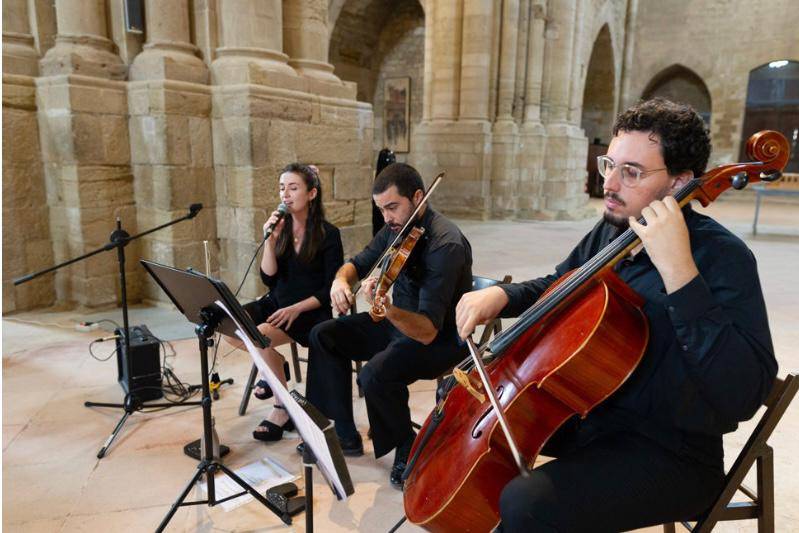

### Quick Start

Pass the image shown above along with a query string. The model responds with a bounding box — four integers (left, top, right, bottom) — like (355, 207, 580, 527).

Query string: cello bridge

(453, 368, 486, 403)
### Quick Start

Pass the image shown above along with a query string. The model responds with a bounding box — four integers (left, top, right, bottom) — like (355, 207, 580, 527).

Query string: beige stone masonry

(3, 73, 54, 312)
(36, 74, 136, 307)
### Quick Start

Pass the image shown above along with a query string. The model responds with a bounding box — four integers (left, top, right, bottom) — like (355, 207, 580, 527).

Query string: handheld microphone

(263, 202, 289, 241)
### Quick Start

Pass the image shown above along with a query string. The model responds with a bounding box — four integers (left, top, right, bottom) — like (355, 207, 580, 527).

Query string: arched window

(740, 60, 799, 173)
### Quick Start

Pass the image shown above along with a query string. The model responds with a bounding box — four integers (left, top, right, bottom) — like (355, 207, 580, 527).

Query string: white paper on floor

(198, 456, 299, 512)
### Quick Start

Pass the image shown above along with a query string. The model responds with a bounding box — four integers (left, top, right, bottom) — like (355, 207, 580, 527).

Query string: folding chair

(663, 373, 799, 533)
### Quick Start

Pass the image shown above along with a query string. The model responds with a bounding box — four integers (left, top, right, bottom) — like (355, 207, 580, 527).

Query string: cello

(402, 131, 791, 532)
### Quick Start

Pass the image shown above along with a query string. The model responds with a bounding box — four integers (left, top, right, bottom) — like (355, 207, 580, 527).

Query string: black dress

(243, 220, 343, 347)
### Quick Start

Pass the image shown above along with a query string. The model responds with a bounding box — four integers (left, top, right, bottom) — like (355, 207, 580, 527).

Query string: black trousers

(306, 312, 466, 458)
(498, 430, 725, 532)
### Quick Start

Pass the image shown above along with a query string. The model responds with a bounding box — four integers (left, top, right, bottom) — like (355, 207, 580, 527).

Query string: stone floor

(3, 198, 798, 532)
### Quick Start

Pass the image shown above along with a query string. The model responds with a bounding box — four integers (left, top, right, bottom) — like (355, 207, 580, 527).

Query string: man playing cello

(456, 98, 777, 531)
(303, 163, 473, 488)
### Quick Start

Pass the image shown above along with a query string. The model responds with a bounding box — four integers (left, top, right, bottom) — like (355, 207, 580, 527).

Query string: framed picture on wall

(384, 77, 410, 153)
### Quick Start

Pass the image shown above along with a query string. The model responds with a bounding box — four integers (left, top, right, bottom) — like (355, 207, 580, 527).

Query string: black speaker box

(116, 324, 163, 401)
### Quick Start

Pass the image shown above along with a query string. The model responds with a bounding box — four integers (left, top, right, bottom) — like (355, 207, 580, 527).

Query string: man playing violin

(303, 162, 473, 487)
(456, 98, 777, 531)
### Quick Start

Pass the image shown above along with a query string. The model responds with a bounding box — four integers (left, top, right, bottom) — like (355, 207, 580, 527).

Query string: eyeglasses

(597, 155, 667, 188)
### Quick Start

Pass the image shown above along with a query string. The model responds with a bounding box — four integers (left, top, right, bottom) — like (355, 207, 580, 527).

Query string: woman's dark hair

(372, 162, 424, 201)
(275, 163, 326, 263)
(612, 97, 711, 180)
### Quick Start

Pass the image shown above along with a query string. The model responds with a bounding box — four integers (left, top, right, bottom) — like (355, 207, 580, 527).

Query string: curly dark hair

(275, 163, 326, 263)
(612, 97, 711, 179)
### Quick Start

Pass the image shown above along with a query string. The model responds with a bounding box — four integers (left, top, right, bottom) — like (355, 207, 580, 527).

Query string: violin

(369, 226, 425, 321)
(402, 131, 791, 532)
(353, 173, 444, 320)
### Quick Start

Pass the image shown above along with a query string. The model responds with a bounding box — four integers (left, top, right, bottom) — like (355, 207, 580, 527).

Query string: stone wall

(2, 0, 374, 311)
(622, 0, 799, 167)
(4, 0, 798, 311)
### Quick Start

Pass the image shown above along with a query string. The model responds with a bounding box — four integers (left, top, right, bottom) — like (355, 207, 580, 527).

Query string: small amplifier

(116, 324, 163, 401)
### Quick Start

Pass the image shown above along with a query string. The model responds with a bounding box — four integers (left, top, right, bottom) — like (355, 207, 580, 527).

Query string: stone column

(536, 0, 590, 219)
(429, 1, 462, 120)
(458, 0, 493, 121)
(128, 0, 215, 302)
(36, 0, 134, 306)
(282, 0, 342, 86)
(131, 0, 207, 83)
(517, 0, 548, 218)
(3, 0, 54, 311)
(211, 0, 298, 88)
(3, 0, 39, 76)
(495, 0, 519, 125)
(413, 0, 495, 219)
(491, 0, 521, 217)
(39, 0, 125, 79)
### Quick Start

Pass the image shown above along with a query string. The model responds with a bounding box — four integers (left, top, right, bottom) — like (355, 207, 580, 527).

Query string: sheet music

(214, 300, 349, 500)
(198, 456, 297, 512)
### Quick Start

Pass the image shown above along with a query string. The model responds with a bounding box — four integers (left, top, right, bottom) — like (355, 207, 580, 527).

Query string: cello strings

(489, 178, 702, 354)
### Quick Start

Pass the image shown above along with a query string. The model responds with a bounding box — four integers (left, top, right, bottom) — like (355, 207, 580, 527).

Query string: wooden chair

(238, 302, 363, 417)
(663, 373, 798, 533)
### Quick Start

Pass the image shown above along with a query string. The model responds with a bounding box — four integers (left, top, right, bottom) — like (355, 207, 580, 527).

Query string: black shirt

(499, 206, 777, 466)
(260, 220, 344, 308)
(350, 208, 473, 340)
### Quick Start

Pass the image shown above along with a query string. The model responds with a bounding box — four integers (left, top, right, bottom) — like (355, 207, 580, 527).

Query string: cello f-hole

(471, 385, 505, 439)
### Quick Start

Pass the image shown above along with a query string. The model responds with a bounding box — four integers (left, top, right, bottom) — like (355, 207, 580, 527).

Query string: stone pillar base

(515, 120, 548, 219)
(40, 35, 126, 80)
(36, 74, 135, 307)
(128, 79, 216, 302)
(490, 119, 520, 218)
(412, 120, 494, 220)
(129, 42, 209, 84)
(2, 74, 54, 312)
(534, 122, 594, 220)
(211, 47, 303, 89)
(3, 32, 39, 76)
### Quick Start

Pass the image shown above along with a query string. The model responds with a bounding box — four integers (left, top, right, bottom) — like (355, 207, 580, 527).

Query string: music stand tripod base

(183, 439, 230, 461)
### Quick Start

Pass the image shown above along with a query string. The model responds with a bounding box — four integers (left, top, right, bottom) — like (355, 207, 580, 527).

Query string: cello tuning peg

(760, 169, 782, 182)
(731, 172, 749, 190)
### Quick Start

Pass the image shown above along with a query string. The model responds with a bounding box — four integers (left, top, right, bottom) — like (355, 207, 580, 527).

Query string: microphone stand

(14, 204, 205, 459)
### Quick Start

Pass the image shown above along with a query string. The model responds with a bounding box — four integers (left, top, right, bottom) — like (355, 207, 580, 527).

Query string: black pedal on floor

(182, 439, 231, 461)
(266, 482, 306, 517)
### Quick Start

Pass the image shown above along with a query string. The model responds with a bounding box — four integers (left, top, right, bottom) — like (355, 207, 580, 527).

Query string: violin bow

(352, 171, 444, 295)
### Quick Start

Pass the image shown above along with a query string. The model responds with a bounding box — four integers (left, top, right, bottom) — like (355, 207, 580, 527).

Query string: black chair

(238, 302, 363, 417)
(435, 274, 512, 389)
(663, 373, 798, 533)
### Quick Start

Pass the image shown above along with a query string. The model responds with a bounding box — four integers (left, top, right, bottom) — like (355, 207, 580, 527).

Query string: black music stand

(140, 260, 288, 531)
(142, 260, 355, 532)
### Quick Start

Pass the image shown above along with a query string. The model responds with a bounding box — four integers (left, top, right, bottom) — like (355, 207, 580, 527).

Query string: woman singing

(232, 163, 343, 442)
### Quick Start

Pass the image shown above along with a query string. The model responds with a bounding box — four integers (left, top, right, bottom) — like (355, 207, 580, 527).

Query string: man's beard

(603, 191, 628, 229)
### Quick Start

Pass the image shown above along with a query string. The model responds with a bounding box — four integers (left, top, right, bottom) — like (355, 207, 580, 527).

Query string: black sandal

(252, 405, 295, 442)
(252, 361, 292, 400)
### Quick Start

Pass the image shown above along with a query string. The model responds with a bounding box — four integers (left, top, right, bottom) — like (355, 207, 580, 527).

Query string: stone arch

(581, 24, 615, 197)
(328, 0, 424, 160)
(642, 64, 712, 124)
(739, 60, 799, 172)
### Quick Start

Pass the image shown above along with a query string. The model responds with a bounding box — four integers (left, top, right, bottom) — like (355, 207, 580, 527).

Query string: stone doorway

(328, 0, 425, 165)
